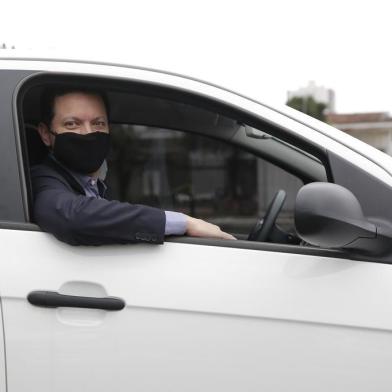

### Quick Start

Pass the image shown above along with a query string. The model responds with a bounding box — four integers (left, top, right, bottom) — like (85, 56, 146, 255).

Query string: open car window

(20, 74, 336, 253)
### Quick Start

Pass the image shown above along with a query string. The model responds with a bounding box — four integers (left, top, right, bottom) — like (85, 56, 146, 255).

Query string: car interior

(17, 73, 340, 256)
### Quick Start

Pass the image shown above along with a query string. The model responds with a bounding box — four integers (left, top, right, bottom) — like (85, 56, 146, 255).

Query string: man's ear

(37, 122, 53, 147)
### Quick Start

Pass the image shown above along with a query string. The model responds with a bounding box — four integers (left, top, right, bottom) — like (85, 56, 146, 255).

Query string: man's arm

(33, 173, 166, 246)
(32, 166, 235, 245)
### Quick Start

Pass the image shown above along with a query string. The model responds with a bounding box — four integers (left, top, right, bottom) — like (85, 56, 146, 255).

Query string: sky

(1, 0, 391, 114)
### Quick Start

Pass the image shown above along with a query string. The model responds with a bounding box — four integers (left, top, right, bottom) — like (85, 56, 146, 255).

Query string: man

(31, 86, 236, 245)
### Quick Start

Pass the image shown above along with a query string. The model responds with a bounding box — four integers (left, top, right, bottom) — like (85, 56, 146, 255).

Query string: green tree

(286, 96, 327, 122)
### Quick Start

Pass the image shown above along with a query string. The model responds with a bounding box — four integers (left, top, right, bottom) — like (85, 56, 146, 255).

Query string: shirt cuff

(164, 211, 187, 236)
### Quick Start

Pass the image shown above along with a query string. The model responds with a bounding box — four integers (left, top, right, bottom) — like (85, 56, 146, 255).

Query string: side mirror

(295, 182, 392, 256)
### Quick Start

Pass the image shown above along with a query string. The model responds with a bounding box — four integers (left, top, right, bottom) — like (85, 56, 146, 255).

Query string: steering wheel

(248, 190, 287, 242)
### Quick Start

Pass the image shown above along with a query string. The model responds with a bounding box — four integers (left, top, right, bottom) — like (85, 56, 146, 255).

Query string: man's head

(38, 87, 109, 146)
(38, 86, 111, 175)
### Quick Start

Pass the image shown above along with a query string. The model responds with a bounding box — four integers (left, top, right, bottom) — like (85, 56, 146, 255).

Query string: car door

(2, 228, 392, 392)
(1, 64, 392, 392)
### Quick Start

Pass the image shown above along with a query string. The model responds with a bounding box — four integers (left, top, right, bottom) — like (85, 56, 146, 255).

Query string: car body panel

(1, 229, 392, 391)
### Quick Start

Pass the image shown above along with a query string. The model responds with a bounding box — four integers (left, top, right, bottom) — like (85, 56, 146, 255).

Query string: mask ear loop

(48, 129, 58, 136)
(46, 129, 58, 153)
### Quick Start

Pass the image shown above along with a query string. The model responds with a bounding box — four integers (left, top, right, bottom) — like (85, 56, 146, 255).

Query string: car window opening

(19, 76, 331, 248)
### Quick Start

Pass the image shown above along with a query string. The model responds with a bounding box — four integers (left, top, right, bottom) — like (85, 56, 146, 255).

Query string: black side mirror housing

(295, 182, 392, 256)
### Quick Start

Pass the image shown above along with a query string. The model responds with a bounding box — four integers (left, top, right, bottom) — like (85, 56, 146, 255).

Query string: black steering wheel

(248, 190, 287, 242)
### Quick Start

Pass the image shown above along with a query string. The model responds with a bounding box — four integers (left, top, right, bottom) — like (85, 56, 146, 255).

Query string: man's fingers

(220, 232, 237, 240)
(186, 217, 237, 240)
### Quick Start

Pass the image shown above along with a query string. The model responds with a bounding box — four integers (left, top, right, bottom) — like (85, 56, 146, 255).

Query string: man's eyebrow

(61, 116, 107, 121)
(62, 116, 81, 121)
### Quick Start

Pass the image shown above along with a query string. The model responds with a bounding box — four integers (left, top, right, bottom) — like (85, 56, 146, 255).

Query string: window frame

(14, 71, 363, 261)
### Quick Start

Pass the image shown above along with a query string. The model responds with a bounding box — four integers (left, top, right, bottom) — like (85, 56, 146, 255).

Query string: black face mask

(51, 131, 110, 174)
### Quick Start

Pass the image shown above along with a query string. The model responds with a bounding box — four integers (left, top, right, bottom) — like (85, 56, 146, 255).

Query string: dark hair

(40, 85, 110, 127)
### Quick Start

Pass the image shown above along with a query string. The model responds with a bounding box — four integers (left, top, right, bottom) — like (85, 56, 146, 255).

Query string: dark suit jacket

(31, 157, 166, 246)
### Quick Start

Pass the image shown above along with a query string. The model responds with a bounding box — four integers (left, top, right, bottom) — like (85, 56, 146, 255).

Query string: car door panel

(1, 228, 392, 391)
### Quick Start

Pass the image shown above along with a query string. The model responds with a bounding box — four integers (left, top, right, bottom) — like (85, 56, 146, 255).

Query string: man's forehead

(54, 92, 104, 106)
(53, 92, 107, 117)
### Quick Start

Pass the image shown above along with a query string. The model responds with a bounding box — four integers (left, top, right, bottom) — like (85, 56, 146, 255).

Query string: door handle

(27, 290, 125, 311)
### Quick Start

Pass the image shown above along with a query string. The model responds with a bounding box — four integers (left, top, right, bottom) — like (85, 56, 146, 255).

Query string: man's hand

(186, 216, 237, 240)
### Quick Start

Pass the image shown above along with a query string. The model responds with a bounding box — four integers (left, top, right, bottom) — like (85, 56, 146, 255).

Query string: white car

(1, 57, 392, 392)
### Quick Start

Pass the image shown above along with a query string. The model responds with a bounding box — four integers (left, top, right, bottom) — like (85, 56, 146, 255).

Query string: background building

(287, 81, 335, 113)
(287, 82, 392, 155)
(326, 112, 392, 154)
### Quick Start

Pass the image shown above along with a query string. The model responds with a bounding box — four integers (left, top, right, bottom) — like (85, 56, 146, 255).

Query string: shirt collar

(49, 153, 107, 196)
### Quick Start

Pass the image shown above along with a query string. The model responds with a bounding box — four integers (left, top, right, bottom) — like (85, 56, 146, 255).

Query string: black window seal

(0, 221, 41, 231)
(165, 237, 389, 265)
